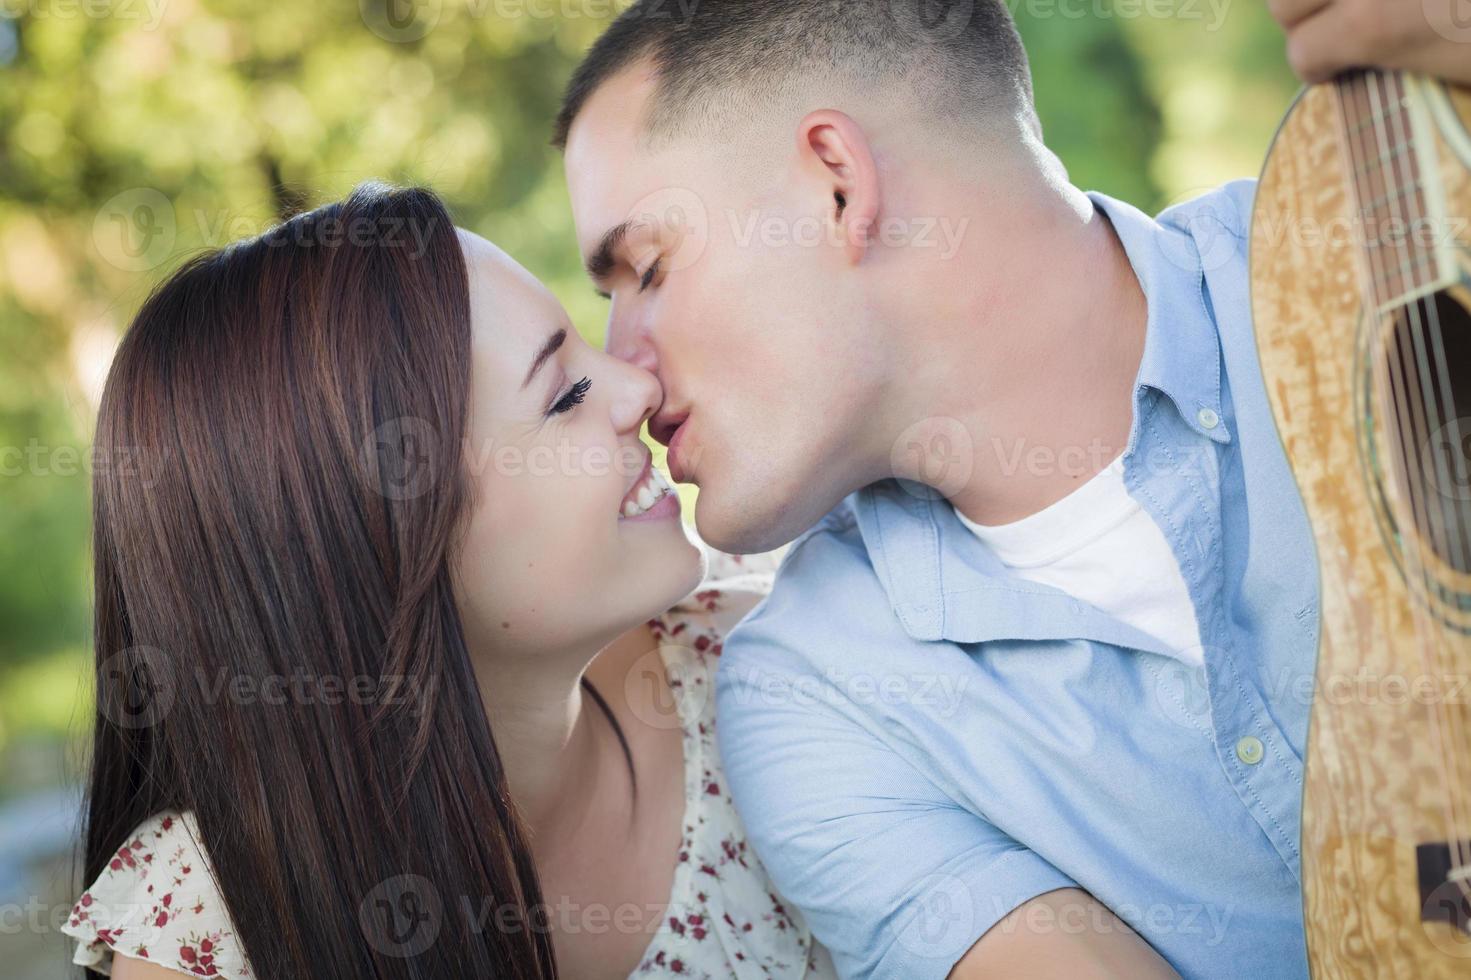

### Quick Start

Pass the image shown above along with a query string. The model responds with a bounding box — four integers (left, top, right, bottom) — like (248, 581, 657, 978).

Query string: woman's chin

(620, 518, 705, 616)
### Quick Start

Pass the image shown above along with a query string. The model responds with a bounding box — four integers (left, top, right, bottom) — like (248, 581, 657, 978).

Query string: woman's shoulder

(640, 547, 842, 979)
(62, 810, 250, 978)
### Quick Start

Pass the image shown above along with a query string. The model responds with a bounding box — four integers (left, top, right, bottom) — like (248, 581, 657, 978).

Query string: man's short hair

(552, 0, 1034, 150)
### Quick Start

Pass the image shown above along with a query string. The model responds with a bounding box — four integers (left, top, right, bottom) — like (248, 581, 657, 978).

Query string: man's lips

(651, 408, 692, 483)
(665, 419, 692, 484)
(649, 409, 685, 448)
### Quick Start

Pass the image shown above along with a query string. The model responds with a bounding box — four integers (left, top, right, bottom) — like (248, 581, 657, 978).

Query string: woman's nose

(608, 354, 663, 436)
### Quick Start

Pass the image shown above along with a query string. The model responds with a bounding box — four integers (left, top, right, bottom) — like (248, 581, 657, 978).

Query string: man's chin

(693, 489, 809, 556)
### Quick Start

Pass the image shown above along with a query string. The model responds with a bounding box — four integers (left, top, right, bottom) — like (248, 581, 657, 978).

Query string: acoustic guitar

(1250, 70, 1471, 975)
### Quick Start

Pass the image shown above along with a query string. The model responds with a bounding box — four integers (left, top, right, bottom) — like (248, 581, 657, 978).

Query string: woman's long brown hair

(83, 184, 558, 978)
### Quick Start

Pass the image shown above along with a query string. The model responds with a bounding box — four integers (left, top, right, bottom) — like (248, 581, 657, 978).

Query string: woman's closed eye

(549, 376, 592, 416)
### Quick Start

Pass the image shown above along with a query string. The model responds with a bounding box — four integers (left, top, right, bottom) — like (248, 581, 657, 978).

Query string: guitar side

(1250, 80, 1471, 977)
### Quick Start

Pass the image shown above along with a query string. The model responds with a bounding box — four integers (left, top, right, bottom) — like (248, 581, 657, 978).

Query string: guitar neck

(1332, 68, 1447, 310)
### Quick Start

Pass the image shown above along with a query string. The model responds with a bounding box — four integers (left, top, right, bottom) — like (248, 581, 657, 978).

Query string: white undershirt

(954, 456, 1204, 666)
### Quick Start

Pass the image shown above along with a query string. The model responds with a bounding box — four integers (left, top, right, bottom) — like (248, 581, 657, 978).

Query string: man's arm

(717, 609, 1178, 978)
(1270, 0, 1471, 86)
(949, 888, 1180, 980)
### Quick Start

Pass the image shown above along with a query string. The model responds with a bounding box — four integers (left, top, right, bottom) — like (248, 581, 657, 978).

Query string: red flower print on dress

(632, 550, 836, 978)
(61, 811, 248, 979)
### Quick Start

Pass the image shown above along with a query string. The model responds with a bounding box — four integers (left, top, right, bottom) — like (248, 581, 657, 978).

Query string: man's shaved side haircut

(552, 0, 1036, 149)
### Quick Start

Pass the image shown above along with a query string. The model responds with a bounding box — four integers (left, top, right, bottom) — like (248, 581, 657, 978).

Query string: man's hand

(1270, 0, 1471, 86)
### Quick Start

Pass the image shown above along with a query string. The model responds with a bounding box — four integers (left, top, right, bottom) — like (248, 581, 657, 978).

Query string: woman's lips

(621, 488, 680, 523)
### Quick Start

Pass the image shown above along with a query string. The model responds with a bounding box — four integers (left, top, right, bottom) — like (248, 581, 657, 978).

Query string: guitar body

(1251, 77, 1471, 976)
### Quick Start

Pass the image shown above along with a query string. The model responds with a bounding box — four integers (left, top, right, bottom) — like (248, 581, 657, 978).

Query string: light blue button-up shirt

(717, 183, 1319, 980)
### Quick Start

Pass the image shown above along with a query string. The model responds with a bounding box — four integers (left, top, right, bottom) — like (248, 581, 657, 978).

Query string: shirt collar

(1087, 191, 1231, 449)
(853, 191, 1232, 649)
(853, 481, 1182, 655)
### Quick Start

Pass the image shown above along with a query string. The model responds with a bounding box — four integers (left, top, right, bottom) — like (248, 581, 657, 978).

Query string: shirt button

(1235, 735, 1264, 766)
(1197, 407, 1221, 430)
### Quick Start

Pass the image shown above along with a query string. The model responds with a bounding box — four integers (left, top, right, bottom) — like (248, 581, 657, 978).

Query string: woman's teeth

(621, 465, 675, 518)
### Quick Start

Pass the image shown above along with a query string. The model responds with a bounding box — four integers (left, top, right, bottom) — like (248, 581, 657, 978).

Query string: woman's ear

(797, 109, 881, 266)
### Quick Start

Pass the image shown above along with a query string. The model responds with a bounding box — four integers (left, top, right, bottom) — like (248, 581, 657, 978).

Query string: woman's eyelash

(550, 376, 592, 416)
(638, 258, 662, 293)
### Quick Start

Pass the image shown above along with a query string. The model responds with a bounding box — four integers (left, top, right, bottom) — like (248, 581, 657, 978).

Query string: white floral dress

(62, 549, 837, 980)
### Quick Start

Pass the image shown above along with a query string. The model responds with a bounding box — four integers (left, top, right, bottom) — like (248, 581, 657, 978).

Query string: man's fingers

(1268, 0, 1335, 31)
(1282, 3, 1375, 83)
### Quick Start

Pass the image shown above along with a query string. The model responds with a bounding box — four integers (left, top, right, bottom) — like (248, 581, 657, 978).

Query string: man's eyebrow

(585, 220, 633, 282)
(522, 328, 567, 390)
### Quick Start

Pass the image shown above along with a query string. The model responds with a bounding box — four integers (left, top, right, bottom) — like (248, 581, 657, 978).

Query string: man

(554, 1, 1469, 976)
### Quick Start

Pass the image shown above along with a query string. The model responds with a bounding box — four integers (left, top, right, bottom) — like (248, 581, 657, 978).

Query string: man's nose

(607, 320, 657, 375)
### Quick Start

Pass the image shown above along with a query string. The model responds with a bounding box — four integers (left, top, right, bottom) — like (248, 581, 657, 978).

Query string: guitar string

(1382, 70, 1471, 704)
(1349, 75, 1464, 875)
(1334, 80, 1462, 874)
(1387, 71, 1471, 617)
(1385, 70, 1471, 892)
(1378, 70, 1471, 889)
(1347, 72, 1465, 882)
(1339, 73, 1465, 877)
(1380, 71, 1471, 621)
(1366, 70, 1471, 885)
(1364, 69, 1471, 887)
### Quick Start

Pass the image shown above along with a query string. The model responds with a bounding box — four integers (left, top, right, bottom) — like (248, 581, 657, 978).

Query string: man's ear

(797, 109, 880, 266)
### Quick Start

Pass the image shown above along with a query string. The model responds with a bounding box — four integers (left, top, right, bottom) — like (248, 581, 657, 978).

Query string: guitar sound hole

(1418, 840, 1471, 935)
(1383, 288, 1471, 575)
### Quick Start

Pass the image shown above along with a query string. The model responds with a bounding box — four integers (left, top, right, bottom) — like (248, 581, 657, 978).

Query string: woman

(61, 183, 835, 979)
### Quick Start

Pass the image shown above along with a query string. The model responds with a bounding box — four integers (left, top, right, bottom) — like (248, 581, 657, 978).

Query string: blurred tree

(1015, 4, 1163, 209)
(1122, 1, 1302, 200)
(0, 0, 1298, 768)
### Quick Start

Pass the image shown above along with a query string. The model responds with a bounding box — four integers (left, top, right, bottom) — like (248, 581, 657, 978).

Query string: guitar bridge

(1417, 841, 1471, 934)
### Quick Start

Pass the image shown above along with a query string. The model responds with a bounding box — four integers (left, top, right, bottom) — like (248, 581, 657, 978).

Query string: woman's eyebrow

(522, 328, 567, 390)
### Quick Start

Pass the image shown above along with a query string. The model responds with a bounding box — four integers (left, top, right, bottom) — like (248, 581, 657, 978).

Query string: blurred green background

(0, 1, 1300, 807)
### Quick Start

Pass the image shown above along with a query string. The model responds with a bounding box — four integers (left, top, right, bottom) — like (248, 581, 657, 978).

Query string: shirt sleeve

(716, 546, 1076, 980)
(61, 810, 250, 978)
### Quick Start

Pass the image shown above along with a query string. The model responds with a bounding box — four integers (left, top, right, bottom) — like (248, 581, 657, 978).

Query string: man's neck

(896, 184, 1148, 527)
